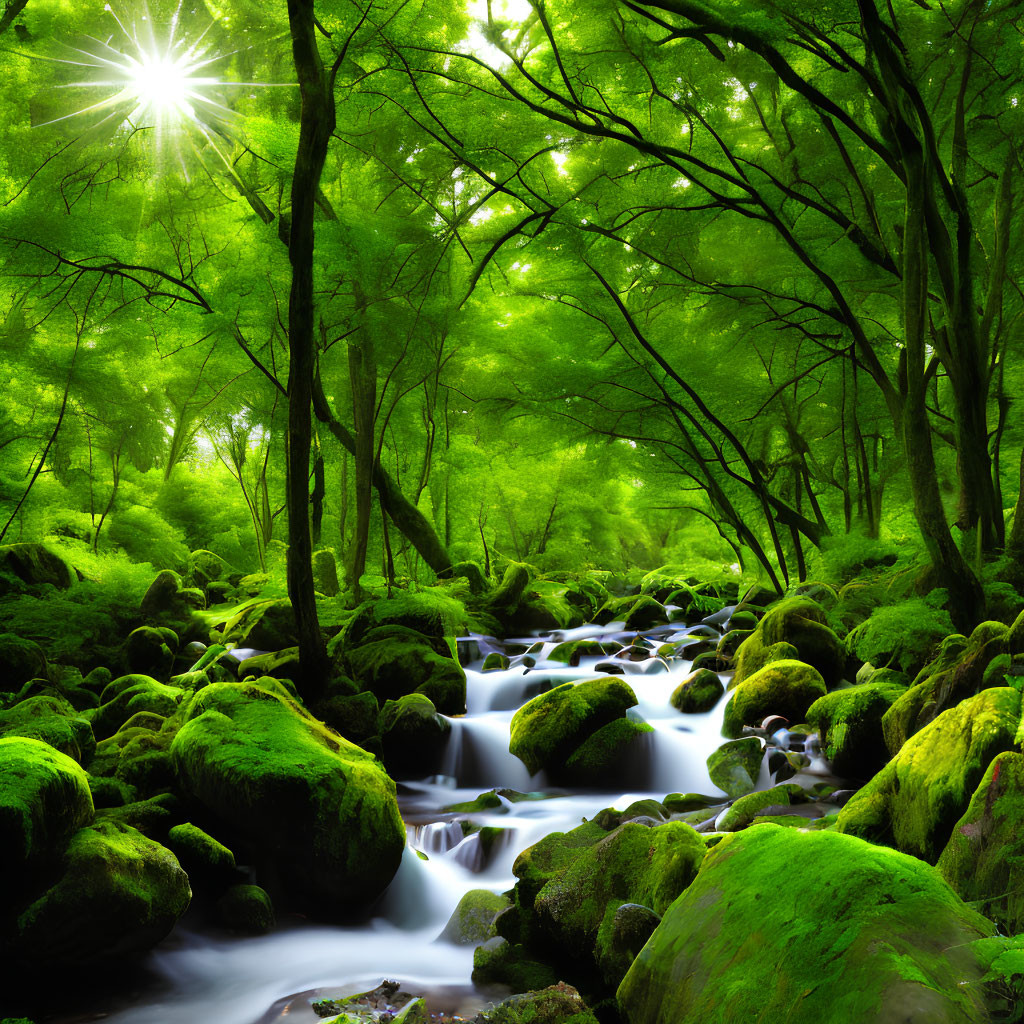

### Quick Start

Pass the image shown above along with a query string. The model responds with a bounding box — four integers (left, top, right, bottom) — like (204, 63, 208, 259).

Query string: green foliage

(846, 596, 956, 675)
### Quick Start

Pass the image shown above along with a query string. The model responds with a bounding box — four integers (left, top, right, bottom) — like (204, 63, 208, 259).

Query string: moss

(166, 822, 235, 875)
(89, 676, 184, 741)
(0, 543, 76, 590)
(486, 562, 533, 618)
(513, 821, 609, 905)
(563, 718, 652, 785)
(706, 737, 764, 799)
(670, 668, 724, 714)
(533, 821, 705, 970)
(482, 652, 511, 671)
(344, 589, 469, 647)
(0, 695, 95, 765)
(215, 883, 275, 933)
(732, 596, 843, 687)
(237, 647, 301, 681)
(123, 626, 178, 678)
(509, 677, 638, 777)
(617, 824, 994, 1024)
(218, 597, 295, 650)
(346, 637, 466, 715)
(12, 819, 190, 966)
(380, 693, 450, 774)
(715, 784, 803, 832)
(837, 687, 1021, 863)
(662, 793, 723, 813)
(882, 621, 1010, 753)
(140, 569, 206, 631)
(0, 633, 47, 687)
(312, 549, 340, 597)
(845, 598, 955, 677)
(472, 937, 559, 993)
(805, 679, 906, 778)
(937, 751, 1024, 934)
(481, 983, 598, 1024)
(94, 792, 179, 837)
(621, 596, 666, 631)
(722, 659, 826, 738)
(439, 888, 511, 944)
(170, 680, 405, 914)
(0, 736, 94, 878)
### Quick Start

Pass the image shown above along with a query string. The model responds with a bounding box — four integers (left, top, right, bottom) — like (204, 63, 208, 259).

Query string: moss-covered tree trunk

(284, 0, 333, 697)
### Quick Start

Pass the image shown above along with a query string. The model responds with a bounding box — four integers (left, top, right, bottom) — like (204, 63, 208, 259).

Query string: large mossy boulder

(882, 621, 1010, 753)
(219, 598, 297, 651)
(170, 680, 405, 914)
(706, 737, 764, 799)
(0, 543, 76, 590)
(0, 737, 94, 884)
(509, 677, 638, 778)
(439, 888, 511, 945)
(562, 717, 653, 786)
(379, 692, 450, 775)
(837, 687, 1021, 863)
(532, 821, 705, 986)
(89, 675, 185, 740)
(731, 595, 844, 687)
(10, 820, 190, 966)
(0, 696, 95, 765)
(344, 591, 468, 648)
(805, 679, 907, 778)
(140, 569, 206, 629)
(346, 631, 466, 715)
(0, 633, 48, 687)
(618, 824, 994, 1024)
(722, 659, 826, 738)
(937, 750, 1024, 934)
(123, 626, 179, 678)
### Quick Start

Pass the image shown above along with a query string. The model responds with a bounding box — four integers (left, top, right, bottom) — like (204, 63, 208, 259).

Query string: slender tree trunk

(347, 303, 375, 599)
(285, 0, 334, 696)
(311, 436, 325, 547)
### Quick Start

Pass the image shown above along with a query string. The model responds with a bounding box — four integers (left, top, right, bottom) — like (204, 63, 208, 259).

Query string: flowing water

(80, 611, 824, 1024)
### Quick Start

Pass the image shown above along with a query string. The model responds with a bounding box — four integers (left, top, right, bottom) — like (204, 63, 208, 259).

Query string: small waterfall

(440, 715, 536, 791)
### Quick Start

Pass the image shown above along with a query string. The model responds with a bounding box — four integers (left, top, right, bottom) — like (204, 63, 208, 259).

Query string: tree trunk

(284, 0, 334, 697)
(311, 437, 325, 547)
(347, 304, 375, 599)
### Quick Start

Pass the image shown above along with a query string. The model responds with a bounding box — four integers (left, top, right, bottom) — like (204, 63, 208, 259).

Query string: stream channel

(87, 608, 829, 1024)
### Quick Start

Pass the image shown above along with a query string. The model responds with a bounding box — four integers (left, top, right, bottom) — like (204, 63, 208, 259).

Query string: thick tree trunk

(284, 0, 334, 698)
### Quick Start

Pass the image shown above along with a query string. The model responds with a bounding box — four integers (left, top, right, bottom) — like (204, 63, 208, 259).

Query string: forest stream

(78, 609, 829, 1024)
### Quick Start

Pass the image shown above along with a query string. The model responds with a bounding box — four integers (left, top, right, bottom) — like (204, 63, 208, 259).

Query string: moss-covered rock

(714, 784, 804, 832)
(0, 634, 47, 688)
(380, 692, 450, 774)
(837, 687, 1022, 862)
(0, 737, 93, 882)
(562, 718, 652, 785)
(806, 679, 907, 778)
(621, 596, 666, 631)
(316, 691, 380, 753)
(140, 569, 205, 629)
(185, 549, 230, 590)
(532, 821, 704, 981)
(215, 883, 275, 933)
(472, 936, 558, 993)
(845, 598, 955, 678)
(170, 680, 405, 914)
(722, 659, 826, 738)
(618, 824, 994, 1024)
(481, 983, 598, 1024)
(166, 822, 235, 876)
(344, 591, 468, 648)
(0, 696, 95, 765)
(706, 737, 764, 799)
(882, 621, 1010, 752)
(513, 821, 609, 906)
(509, 678, 638, 778)
(0, 543, 76, 590)
(89, 676, 184, 740)
(10, 820, 190, 966)
(312, 549, 340, 597)
(439, 888, 511, 945)
(486, 562, 532, 620)
(937, 751, 1024, 934)
(732, 596, 843, 687)
(346, 635, 466, 715)
(123, 626, 178, 679)
(219, 598, 296, 651)
(670, 668, 724, 714)
(95, 792, 179, 837)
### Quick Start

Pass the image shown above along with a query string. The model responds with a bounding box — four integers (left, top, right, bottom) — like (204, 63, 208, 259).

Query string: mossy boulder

(0, 543, 75, 590)
(937, 751, 1024, 934)
(732, 596, 843, 687)
(312, 549, 340, 597)
(0, 696, 95, 765)
(617, 824, 994, 1024)
(346, 635, 466, 715)
(806, 679, 907, 778)
(123, 626, 178, 678)
(621, 596, 666, 631)
(532, 821, 705, 982)
(513, 820, 610, 905)
(215, 883, 275, 933)
(316, 691, 380, 752)
(237, 647, 301, 682)
(485, 562, 532, 620)
(706, 737, 764, 799)
(219, 598, 296, 651)
(882, 621, 1010, 753)
(140, 570, 206, 629)
(472, 936, 558, 993)
(439, 888, 511, 945)
(0, 634, 47, 687)
(837, 687, 1022, 862)
(344, 591, 467, 648)
(714, 784, 804, 832)
(509, 678, 639, 778)
(184, 548, 230, 590)
(562, 718, 653, 786)
(722, 659, 826, 738)
(89, 675, 184, 740)
(166, 822, 235, 877)
(170, 680, 405, 914)
(845, 598, 955, 678)
(379, 692, 450, 775)
(10, 819, 190, 966)
(0, 737, 94, 883)
(482, 983, 598, 1024)
(670, 668, 724, 714)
